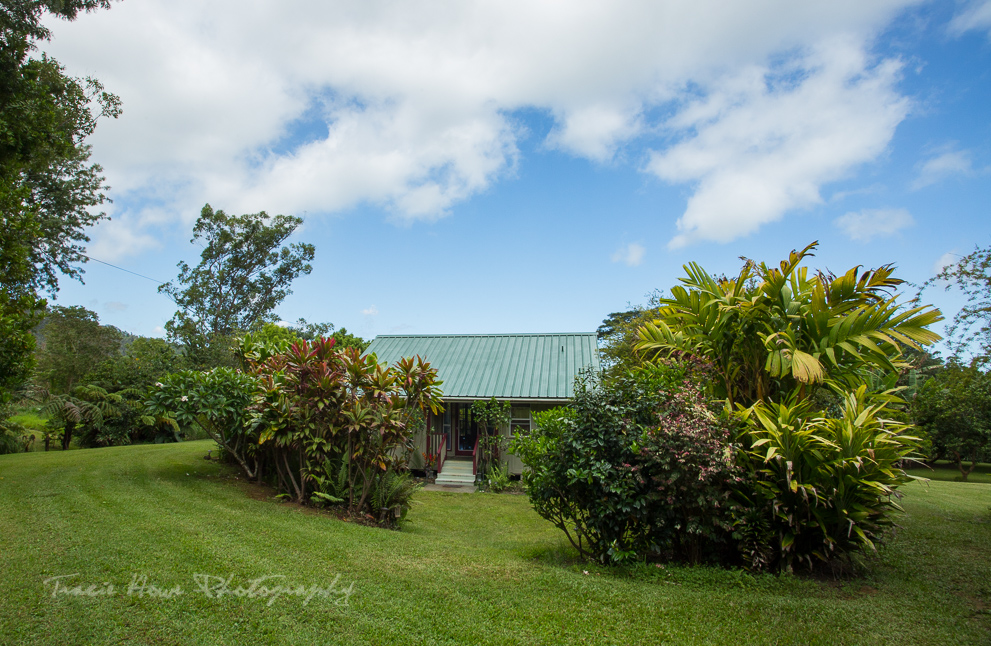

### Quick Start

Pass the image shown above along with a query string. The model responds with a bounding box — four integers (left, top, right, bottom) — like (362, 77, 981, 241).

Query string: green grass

(5, 406, 60, 452)
(905, 460, 991, 484)
(0, 441, 988, 645)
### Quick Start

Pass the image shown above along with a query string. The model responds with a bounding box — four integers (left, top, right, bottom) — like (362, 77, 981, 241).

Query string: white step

(436, 473, 476, 485)
(435, 459, 476, 484)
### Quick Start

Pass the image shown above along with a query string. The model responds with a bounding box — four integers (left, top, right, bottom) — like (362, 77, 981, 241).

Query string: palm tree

(637, 242, 943, 408)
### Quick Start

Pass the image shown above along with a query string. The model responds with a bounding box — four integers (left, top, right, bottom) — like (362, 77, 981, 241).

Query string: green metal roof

(365, 333, 600, 400)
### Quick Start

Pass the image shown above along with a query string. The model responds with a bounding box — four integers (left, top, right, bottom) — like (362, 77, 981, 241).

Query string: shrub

(513, 361, 739, 564)
(734, 387, 922, 571)
(145, 368, 258, 474)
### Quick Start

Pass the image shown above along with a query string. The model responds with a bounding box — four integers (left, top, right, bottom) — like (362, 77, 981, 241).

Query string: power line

(79, 253, 167, 286)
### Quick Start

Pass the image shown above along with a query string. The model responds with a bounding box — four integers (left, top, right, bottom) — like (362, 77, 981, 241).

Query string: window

(511, 404, 530, 435)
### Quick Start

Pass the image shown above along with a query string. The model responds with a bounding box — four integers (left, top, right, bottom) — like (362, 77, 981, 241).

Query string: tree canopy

(919, 241, 991, 365)
(0, 0, 118, 408)
(34, 305, 122, 394)
(159, 204, 315, 367)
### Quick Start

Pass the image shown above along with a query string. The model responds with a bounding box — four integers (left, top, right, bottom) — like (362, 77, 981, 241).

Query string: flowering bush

(513, 360, 739, 564)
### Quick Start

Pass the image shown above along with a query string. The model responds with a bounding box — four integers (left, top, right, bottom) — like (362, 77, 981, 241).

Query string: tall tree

(1, 0, 121, 293)
(0, 0, 119, 407)
(34, 305, 122, 393)
(919, 241, 991, 365)
(159, 204, 315, 367)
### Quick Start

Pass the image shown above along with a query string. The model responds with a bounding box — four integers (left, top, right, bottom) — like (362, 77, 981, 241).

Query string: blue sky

(41, 1, 991, 351)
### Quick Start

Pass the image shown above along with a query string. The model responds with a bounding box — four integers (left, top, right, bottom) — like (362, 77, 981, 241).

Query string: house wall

(501, 401, 560, 476)
(412, 400, 567, 476)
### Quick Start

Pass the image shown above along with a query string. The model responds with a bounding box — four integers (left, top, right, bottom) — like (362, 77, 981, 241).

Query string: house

(364, 333, 600, 484)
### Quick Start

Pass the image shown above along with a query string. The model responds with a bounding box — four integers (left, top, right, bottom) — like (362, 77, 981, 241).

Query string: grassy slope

(0, 441, 988, 646)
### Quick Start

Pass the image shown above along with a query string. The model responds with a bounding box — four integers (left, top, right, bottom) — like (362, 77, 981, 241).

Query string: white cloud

(105, 301, 128, 312)
(41, 0, 924, 253)
(949, 1, 991, 37)
(362, 305, 379, 316)
(834, 208, 914, 242)
(611, 243, 646, 267)
(933, 251, 959, 275)
(912, 148, 974, 189)
(650, 39, 909, 248)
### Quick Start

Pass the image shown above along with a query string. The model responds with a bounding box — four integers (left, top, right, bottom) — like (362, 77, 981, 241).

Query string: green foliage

(919, 242, 991, 364)
(289, 318, 369, 351)
(85, 336, 187, 393)
(1, 1, 120, 296)
(596, 290, 662, 377)
(471, 397, 511, 481)
(159, 204, 315, 368)
(236, 322, 299, 367)
(483, 461, 512, 493)
(735, 387, 922, 571)
(40, 383, 130, 449)
(246, 338, 443, 520)
(637, 241, 943, 407)
(368, 468, 421, 527)
(34, 305, 122, 393)
(513, 362, 740, 564)
(145, 368, 258, 473)
(0, 1, 118, 408)
(911, 362, 991, 480)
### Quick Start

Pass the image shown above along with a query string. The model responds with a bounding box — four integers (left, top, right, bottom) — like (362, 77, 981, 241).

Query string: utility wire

(79, 253, 167, 286)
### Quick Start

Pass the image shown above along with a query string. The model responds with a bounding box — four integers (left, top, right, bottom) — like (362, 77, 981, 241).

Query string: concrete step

(439, 465, 473, 475)
(435, 474, 476, 485)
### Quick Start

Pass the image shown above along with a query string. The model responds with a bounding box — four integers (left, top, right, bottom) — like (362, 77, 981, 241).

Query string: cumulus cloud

(41, 0, 923, 253)
(362, 305, 379, 316)
(650, 39, 909, 248)
(834, 207, 913, 242)
(611, 243, 646, 267)
(912, 148, 975, 189)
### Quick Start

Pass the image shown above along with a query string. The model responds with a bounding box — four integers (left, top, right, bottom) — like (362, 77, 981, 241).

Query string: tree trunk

(953, 450, 977, 481)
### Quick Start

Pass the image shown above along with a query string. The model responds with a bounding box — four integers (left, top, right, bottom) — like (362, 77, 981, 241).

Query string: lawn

(0, 441, 988, 645)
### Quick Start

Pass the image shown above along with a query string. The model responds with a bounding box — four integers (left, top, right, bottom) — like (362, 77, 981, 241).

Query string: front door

(454, 404, 477, 455)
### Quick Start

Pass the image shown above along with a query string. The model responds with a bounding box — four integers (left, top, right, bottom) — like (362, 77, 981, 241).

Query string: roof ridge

(373, 332, 596, 338)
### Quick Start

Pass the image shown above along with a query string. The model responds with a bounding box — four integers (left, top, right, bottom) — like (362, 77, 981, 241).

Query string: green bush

(145, 367, 258, 472)
(513, 361, 739, 564)
(734, 387, 922, 571)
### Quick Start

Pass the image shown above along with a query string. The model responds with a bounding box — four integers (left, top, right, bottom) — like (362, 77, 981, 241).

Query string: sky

(40, 0, 991, 350)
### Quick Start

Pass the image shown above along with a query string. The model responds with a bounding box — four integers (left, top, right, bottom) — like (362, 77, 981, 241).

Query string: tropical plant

(40, 384, 126, 449)
(637, 242, 943, 408)
(483, 462, 511, 493)
(145, 368, 258, 475)
(734, 387, 922, 571)
(367, 468, 421, 527)
(246, 338, 443, 518)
